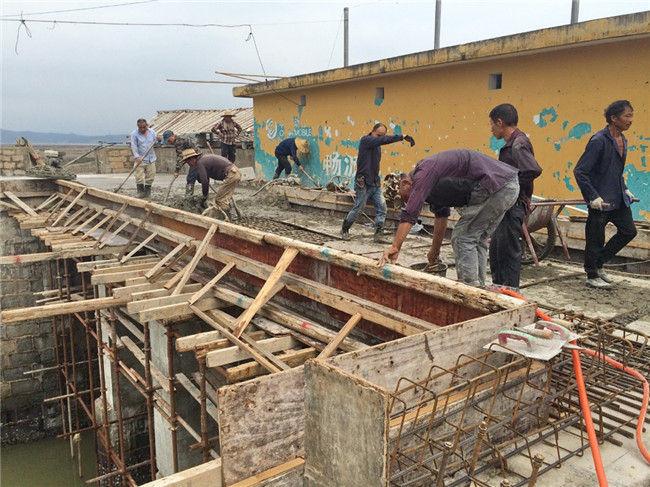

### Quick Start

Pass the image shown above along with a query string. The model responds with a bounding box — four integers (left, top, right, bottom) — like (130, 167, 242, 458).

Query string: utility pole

(344, 7, 349, 67)
(434, 0, 442, 49)
(571, 0, 580, 24)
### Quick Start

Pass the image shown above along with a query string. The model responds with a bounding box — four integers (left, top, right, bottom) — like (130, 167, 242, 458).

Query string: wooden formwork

(0, 178, 535, 486)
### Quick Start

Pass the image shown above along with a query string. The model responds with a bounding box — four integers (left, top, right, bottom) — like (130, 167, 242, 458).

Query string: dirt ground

(116, 178, 650, 331)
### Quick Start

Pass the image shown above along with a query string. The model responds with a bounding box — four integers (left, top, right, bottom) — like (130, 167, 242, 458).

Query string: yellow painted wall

(252, 36, 650, 220)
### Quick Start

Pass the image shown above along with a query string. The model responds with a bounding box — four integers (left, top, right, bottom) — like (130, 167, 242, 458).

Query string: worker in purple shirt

(378, 149, 519, 288)
(573, 99, 638, 289)
(180, 149, 242, 219)
(488, 103, 543, 290)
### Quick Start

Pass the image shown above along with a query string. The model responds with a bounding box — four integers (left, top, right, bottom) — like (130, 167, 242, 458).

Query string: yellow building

(235, 12, 650, 221)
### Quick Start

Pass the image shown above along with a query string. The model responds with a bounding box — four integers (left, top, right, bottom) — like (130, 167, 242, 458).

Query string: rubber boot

(340, 220, 352, 241)
(136, 183, 145, 198)
(144, 185, 152, 198)
(273, 167, 282, 180)
(373, 223, 385, 243)
(185, 184, 194, 196)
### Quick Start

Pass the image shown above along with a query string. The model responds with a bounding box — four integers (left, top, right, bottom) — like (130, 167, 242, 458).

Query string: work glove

(199, 198, 208, 210)
(404, 135, 415, 147)
(299, 165, 304, 172)
(590, 197, 604, 210)
(625, 189, 635, 201)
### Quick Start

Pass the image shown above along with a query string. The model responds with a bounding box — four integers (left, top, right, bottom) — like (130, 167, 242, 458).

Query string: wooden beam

(232, 247, 299, 338)
(144, 241, 189, 279)
(176, 330, 266, 353)
(190, 305, 282, 375)
(117, 207, 153, 260)
(229, 458, 304, 487)
(34, 193, 59, 211)
(98, 220, 130, 248)
(176, 373, 219, 422)
(170, 224, 218, 295)
(206, 336, 296, 368)
(0, 199, 21, 211)
(137, 297, 222, 323)
(71, 209, 103, 235)
(1, 296, 131, 323)
(3, 191, 38, 216)
(91, 268, 152, 285)
(94, 202, 127, 244)
(225, 348, 316, 383)
(51, 187, 87, 226)
(121, 335, 169, 392)
(317, 312, 363, 360)
(188, 262, 235, 305)
(81, 214, 112, 240)
(126, 291, 204, 314)
(0, 246, 123, 265)
(120, 231, 159, 263)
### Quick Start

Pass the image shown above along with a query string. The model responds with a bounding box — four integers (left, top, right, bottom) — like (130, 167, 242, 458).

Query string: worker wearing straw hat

(211, 110, 242, 163)
(273, 137, 310, 179)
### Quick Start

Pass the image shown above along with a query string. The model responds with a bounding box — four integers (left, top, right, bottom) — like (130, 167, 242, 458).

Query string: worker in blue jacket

(273, 138, 309, 179)
(573, 100, 638, 289)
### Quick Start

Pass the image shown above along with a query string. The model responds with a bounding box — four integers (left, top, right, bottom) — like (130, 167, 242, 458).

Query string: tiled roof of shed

(148, 108, 254, 143)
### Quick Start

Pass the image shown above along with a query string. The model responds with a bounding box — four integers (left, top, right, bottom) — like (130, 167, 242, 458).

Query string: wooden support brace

(94, 202, 128, 244)
(188, 262, 235, 305)
(120, 231, 159, 263)
(170, 224, 218, 295)
(3, 191, 38, 216)
(62, 206, 92, 229)
(176, 373, 219, 422)
(121, 335, 169, 392)
(1, 296, 131, 324)
(317, 312, 363, 360)
(117, 207, 153, 260)
(34, 193, 59, 211)
(51, 187, 87, 226)
(0, 200, 21, 211)
(144, 241, 189, 279)
(190, 305, 282, 375)
(232, 247, 299, 338)
(206, 335, 296, 368)
(46, 189, 74, 221)
(72, 209, 103, 235)
(81, 214, 112, 240)
(98, 220, 130, 249)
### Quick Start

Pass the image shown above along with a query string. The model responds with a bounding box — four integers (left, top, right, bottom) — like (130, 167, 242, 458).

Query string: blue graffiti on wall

(489, 136, 506, 155)
(553, 122, 592, 151)
(534, 107, 558, 128)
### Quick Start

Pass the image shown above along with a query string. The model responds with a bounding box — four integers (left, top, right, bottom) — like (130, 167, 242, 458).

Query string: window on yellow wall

(299, 95, 306, 106)
(489, 73, 502, 90)
(375, 87, 384, 101)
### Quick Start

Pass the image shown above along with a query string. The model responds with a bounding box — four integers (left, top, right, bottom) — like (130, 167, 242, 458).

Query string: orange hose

(498, 288, 609, 485)
(499, 287, 650, 465)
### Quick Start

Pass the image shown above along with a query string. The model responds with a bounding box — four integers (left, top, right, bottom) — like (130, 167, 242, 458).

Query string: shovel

(163, 176, 177, 204)
(114, 139, 157, 193)
(299, 166, 320, 188)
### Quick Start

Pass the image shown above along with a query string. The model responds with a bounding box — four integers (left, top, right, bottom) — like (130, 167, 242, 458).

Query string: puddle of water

(1, 431, 97, 487)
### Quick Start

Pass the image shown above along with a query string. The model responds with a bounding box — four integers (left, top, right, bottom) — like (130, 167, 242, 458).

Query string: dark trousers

(221, 143, 237, 163)
(584, 206, 637, 278)
(186, 165, 199, 185)
(274, 153, 292, 178)
(489, 203, 526, 288)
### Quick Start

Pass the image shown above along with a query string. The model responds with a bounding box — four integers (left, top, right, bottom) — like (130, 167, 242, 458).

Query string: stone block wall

(0, 200, 62, 444)
(0, 145, 31, 176)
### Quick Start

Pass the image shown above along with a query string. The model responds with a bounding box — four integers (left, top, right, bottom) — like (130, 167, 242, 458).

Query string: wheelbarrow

(522, 199, 586, 265)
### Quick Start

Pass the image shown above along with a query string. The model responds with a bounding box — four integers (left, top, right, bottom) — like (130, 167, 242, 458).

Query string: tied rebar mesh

(387, 314, 649, 487)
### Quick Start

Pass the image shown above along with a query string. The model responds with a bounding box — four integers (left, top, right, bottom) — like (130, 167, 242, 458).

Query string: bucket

(410, 262, 448, 278)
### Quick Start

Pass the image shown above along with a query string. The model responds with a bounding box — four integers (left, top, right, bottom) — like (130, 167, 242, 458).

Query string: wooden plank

(117, 207, 153, 260)
(77, 255, 159, 273)
(120, 231, 159, 263)
(190, 305, 281, 375)
(149, 245, 194, 283)
(62, 205, 91, 228)
(81, 214, 112, 240)
(51, 187, 87, 226)
(3, 191, 38, 216)
(225, 348, 316, 383)
(128, 283, 202, 302)
(91, 268, 152, 285)
(126, 292, 203, 314)
(144, 242, 188, 279)
(232, 247, 299, 338)
(1, 296, 131, 324)
(317, 312, 363, 359)
(0, 246, 122, 265)
(138, 458, 221, 487)
(217, 367, 305, 485)
(94, 202, 128, 245)
(0, 199, 21, 211)
(71, 209, 103, 235)
(137, 297, 222, 323)
(229, 458, 305, 487)
(98, 220, 130, 248)
(91, 262, 157, 276)
(121, 335, 169, 392)
(188, 262, 235, 305)
(177, 331, 267, 354)
(206, 336, 296, 368)
(34, 193, 59, 211)
(170, 223, 218, 295)
(175, 373, 219, 422)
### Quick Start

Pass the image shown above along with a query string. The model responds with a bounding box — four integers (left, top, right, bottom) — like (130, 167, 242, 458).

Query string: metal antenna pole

(344, 7, 349, 67)
(434, 0, 442, 49)
(571, 0, 580, 24)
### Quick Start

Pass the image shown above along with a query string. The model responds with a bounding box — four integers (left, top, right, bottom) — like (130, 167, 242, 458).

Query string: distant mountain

(1, 129, 127, 145)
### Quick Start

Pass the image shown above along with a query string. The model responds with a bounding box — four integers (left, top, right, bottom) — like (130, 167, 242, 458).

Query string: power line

(1, 0, 159, 17)
(0, 17, 339, 28)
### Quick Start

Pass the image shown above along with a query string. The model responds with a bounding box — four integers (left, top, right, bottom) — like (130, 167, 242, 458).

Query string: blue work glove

(404, 135, 415, 147)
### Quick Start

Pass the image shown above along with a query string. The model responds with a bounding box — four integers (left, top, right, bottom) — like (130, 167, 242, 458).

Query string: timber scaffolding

(1, 178, 649, 487)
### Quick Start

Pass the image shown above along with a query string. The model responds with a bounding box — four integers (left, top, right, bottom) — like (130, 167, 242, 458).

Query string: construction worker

(573, 100, 638, 289)
(130, 119, 159, 198)
(379, 149, 519, 288)
(166, 130, 201, 196)
(340, 123, 415, 242)
(180, 149, 242, 219)
(273, 138, 310, 179)
(211, 110, 242, 163)
(488, 103, 543, 290)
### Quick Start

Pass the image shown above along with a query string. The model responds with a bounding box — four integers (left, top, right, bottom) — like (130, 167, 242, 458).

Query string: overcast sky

(1, 0, 648, 135)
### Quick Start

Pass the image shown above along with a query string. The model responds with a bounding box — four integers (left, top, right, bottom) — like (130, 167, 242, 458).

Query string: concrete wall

(247, 17, 649, 221)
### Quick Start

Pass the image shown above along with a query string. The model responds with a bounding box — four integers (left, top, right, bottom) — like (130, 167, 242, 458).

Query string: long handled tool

(299, 166, 320, 188)
(62, 142, 116, 168)
(163, 176, 177, 204)
(114, 139, 157, 193)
